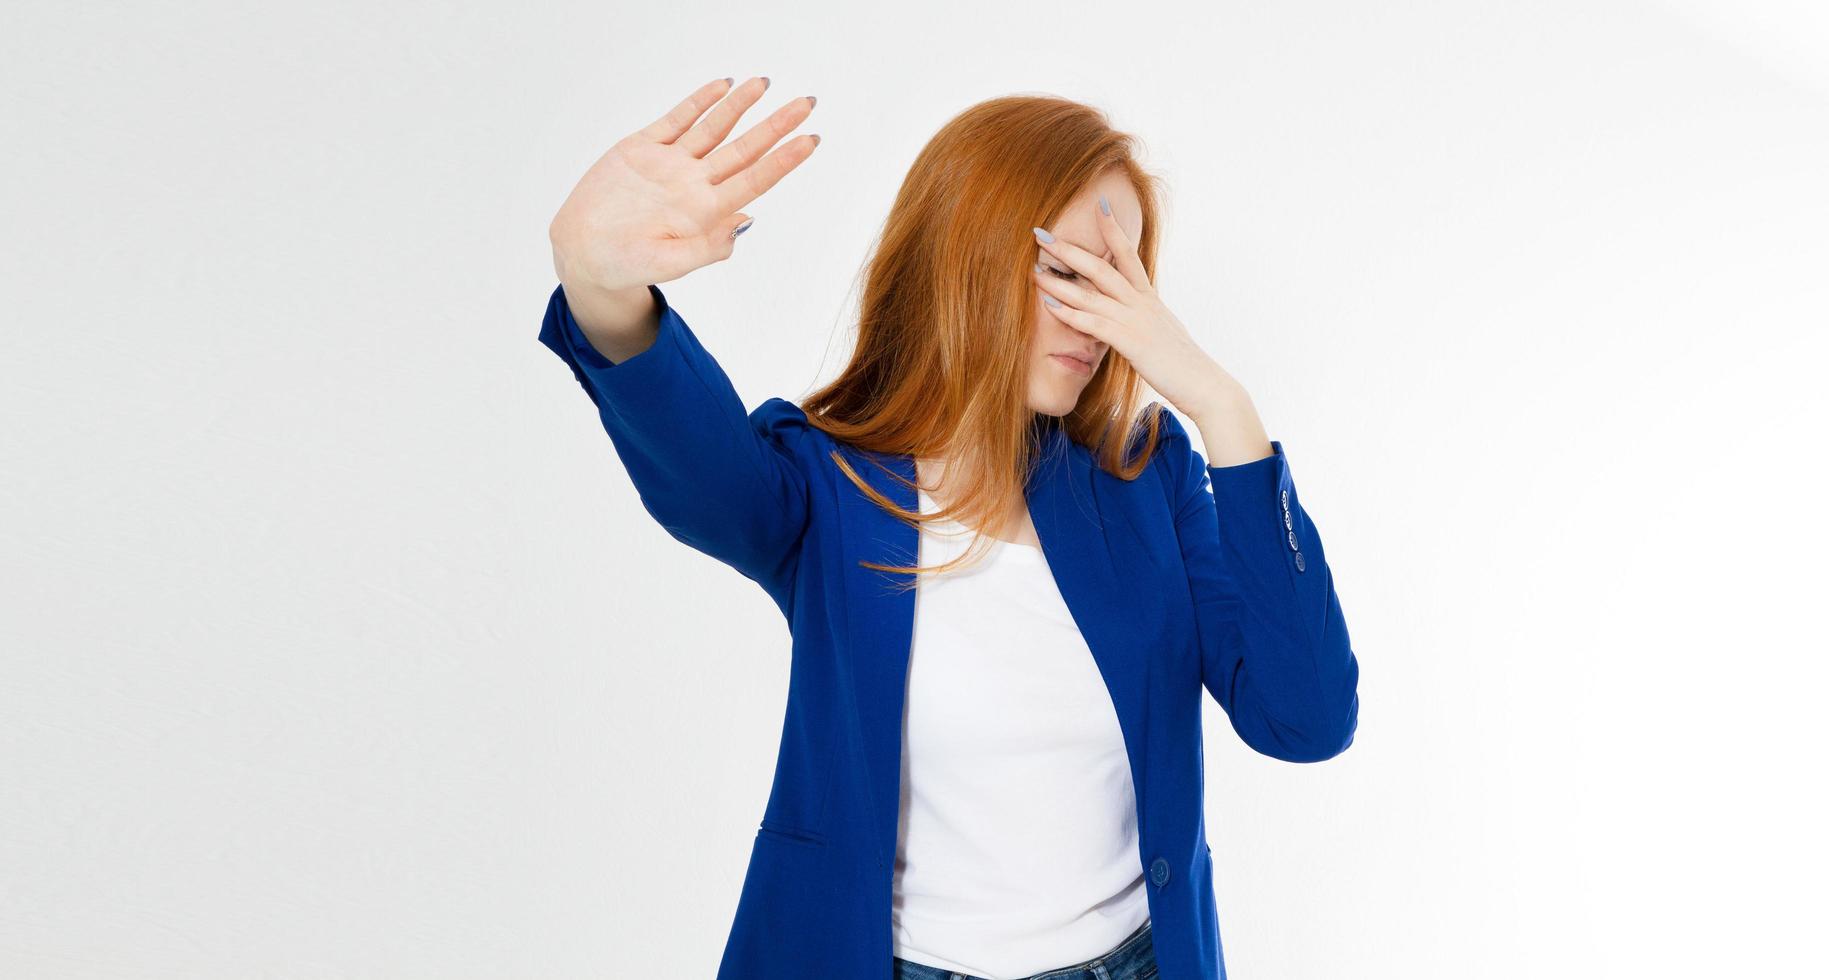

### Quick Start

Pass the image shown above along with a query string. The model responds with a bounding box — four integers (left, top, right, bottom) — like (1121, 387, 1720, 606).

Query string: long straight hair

(801, 94, 1173, 582)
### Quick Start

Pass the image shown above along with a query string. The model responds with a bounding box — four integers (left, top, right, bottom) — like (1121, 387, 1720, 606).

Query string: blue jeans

(892, 919, 1157, 980)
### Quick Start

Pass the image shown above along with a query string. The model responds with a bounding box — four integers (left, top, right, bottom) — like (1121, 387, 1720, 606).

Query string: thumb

(705, 213, 755, 262)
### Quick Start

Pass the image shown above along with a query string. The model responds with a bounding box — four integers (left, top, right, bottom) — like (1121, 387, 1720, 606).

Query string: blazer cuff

(539, 281, 683, 411)
(1205, 441, 1312, 572)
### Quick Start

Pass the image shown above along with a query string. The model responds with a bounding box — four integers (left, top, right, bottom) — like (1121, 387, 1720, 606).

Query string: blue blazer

(538, 282, 1360, 980)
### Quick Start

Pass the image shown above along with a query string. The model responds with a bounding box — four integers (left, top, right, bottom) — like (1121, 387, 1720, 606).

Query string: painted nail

(732, 217, 754, 239)
(1042, 293, 1062, 308)
(1032, 226, 1054, 244)
(1099, 193, 1111, 215)
(1034, 262, 1046, 274)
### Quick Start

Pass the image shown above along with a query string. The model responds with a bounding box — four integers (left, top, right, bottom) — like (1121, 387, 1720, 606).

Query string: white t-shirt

(890, 486, 1150, 979)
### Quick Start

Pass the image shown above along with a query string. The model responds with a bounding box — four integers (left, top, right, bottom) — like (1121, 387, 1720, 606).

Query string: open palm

(548, 76, 819, 292)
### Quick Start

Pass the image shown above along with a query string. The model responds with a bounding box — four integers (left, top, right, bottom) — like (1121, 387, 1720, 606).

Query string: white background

(4, 1, 1825, 977)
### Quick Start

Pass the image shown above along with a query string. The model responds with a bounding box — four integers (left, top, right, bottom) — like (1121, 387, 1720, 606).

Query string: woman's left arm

(1031, 197, 1360, 762)
(1157, 400, 1361, 763)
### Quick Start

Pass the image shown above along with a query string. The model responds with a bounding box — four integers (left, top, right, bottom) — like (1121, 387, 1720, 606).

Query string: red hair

(800, 94, 1171, 579)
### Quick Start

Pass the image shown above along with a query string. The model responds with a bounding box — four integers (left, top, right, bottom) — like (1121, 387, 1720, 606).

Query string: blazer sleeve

(1152, 405, 1360, 763)
(536, 281, 811, 603)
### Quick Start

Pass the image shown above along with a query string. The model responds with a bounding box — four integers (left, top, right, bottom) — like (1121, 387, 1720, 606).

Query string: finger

(711, 130, 821, 217)
(687, 212, 756, 267)
(1033, 283, 1120, 347)
(1032, 260, 1128, 324)
(649, 211, 755, 281)
(674, 76, 771, 159)
(1032, 226, 1135, 305)
(1093, 195, 1152, 292)
(706, 94, 818, 187)
(638, 77, 736, 144)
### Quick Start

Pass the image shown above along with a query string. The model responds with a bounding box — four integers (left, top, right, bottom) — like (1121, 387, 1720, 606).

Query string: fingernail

(805, 95, 817, 108)
(732, 217, 754, 239)
(1042, 293, 1062, 308)
(1098, 193, 1111, 215)
(1032, 226, 1054, 244)
(1034, 262, 1045, 274)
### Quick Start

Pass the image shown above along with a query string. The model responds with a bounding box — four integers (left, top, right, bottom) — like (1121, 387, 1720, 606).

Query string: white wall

(3, 1, 1823, 977)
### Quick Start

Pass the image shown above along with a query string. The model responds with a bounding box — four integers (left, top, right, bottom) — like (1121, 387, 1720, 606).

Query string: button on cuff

(1149, 857, 1171, 886)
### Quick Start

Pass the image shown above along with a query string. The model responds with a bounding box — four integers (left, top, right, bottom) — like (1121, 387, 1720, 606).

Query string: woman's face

(1026, 170, 1144, 416)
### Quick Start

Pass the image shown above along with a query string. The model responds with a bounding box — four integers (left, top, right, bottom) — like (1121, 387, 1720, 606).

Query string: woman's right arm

(538, 276, 811, 599)
(538, 76, 822, 599)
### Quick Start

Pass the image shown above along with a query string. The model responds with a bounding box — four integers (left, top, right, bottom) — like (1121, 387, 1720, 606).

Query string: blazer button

(1150, 857, 1170, 886)
(1287, 529, 1300, 551)
(1294, 551, 1306, 572)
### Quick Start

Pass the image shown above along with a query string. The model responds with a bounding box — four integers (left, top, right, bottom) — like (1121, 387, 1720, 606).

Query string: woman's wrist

(560, 277, 661, 362)
(1186, 383, 1276, 468)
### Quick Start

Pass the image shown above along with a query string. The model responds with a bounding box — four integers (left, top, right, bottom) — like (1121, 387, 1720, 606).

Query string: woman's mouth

(1050, 353, 1093, 376)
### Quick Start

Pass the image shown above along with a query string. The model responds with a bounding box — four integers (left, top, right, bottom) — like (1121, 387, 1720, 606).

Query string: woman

(539, 77, 1360, 980)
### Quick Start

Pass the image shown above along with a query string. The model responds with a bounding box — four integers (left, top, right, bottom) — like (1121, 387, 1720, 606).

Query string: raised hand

(548, 76, 819, 294)
(1030, 195, 1274, 465)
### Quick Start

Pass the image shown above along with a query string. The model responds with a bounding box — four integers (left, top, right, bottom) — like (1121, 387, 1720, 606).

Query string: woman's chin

(1028, 388, 1084, 417)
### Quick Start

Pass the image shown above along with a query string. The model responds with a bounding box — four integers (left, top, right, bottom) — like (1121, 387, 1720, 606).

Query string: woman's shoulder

(1123, 400, 1194, 468)
(1125, 401, 1204, 509)
(755, 399, 919, 489)
(754, 395, 810, 432)
(752, 398, 871, 456)
(752, 397, 846, 461)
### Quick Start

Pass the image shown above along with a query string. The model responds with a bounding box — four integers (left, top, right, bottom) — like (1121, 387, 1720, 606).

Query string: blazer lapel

(1024, 421, 1157, 815)
(836, 420, 1156, 873)
(835, 442, 921, 873)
